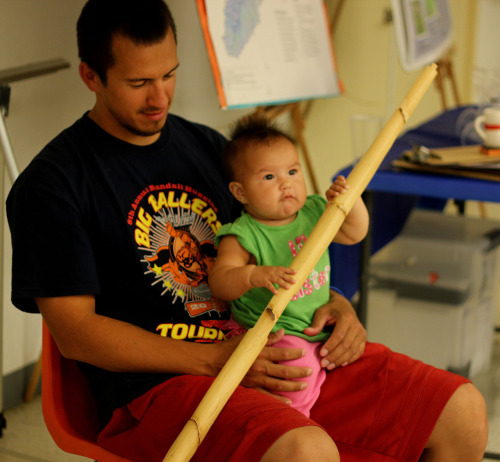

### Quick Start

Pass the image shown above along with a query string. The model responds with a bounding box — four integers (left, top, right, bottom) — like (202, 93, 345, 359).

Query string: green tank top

(216, 195, 331, 342)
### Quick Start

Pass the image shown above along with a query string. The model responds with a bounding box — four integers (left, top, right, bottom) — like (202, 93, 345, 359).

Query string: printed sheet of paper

(391, 0, 453, 72)
(197, 0, 342, 109)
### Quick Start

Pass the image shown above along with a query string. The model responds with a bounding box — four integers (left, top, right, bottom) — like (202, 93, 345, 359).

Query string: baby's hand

(326, 175, 349, 201)
(250, 266, 296, 294)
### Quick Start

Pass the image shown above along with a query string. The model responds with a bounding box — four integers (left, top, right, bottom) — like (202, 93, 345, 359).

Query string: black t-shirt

(7, 112, 240, 423)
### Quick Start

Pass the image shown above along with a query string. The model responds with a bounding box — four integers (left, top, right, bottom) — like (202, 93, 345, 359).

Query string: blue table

(330, 106, 500, 323)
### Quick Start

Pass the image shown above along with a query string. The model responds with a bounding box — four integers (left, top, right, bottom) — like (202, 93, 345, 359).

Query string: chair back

(41, 322, 131, 461)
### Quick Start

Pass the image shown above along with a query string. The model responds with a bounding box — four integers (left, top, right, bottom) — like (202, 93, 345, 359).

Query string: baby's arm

(209, 234, 296, 300)
(326, 175, 369, 245)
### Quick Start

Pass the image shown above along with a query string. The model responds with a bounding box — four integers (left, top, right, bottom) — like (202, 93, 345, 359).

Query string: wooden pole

(163, 63, 438, 462)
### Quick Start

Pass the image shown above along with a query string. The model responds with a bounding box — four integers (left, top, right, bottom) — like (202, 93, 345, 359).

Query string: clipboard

(393, 144, 500, 182)
(401, 144, 500, 166)
(392, 159, 500, 182)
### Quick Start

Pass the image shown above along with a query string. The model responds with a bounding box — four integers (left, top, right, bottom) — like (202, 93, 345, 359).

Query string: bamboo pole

(164, 63, 438, 462)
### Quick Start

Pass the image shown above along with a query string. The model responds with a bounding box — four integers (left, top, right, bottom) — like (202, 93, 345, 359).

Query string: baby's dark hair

(222, 115, 296, 182)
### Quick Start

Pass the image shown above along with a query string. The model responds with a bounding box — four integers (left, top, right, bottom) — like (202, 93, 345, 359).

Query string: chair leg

(24, 351, 42, 402)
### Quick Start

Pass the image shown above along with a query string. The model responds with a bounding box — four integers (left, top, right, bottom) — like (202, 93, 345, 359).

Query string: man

(7, 1, 487, 461)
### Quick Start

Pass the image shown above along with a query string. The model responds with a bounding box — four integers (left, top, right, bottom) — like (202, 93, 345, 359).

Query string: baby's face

(232, 137, 307, 226)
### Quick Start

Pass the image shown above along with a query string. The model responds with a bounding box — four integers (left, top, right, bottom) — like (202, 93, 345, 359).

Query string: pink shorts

(224, 318, 326, 416)
(98, 342, 470, 462)
(274, 335, 326, 417)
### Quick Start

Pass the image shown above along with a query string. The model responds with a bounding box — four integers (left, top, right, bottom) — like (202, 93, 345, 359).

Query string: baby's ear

(229, 181, 246, 204)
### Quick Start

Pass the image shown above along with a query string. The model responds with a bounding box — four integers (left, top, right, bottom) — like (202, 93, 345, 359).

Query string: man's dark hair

(222, 115, 296, 182)
(77, 0, 177, 84)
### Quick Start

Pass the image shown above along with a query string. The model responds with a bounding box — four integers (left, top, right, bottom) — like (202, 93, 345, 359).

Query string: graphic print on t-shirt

(128, 183, 227, 318)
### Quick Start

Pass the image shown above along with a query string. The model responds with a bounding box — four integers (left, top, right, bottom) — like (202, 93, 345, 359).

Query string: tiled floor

(1, 337, 500, 462)
(0, 394, 86, 461)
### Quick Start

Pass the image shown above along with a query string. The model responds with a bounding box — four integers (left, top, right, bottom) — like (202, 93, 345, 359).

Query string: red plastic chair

(41, 322, 132, 462)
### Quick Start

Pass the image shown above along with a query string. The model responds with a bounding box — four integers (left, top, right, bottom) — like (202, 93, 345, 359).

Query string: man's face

(89, 29, 179, 145)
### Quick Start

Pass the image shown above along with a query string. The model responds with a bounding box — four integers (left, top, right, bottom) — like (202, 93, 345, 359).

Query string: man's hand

(303, 291, 366, 370)
(221, 329, 311, 404)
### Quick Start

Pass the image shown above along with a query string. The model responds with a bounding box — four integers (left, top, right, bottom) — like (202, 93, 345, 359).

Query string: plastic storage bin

(366, 209, 500, 378)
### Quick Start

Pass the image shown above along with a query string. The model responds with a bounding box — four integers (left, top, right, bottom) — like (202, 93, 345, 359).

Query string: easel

(0, 59, 70, 409)
(434, 48, 461, 111)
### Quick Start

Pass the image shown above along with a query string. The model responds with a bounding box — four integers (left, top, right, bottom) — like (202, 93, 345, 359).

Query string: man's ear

(229, 181, 246, 204)
(79, 62, 101, 92)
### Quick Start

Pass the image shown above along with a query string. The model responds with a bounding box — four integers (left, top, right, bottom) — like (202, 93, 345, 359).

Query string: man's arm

(37, 294, 311, 402)
(37, 295, 223, 376)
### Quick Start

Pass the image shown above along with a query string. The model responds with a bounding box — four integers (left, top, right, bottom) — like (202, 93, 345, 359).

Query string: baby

(209, 115, 368, 416)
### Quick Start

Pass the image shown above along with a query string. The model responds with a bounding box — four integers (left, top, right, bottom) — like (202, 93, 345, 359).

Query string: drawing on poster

(223, 0, 260, 58)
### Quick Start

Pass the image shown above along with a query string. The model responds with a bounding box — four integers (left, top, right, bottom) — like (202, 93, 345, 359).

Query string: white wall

(473, 0, 500, 103)
(0, 0, 90, 376)
(303, 0, 478, 194)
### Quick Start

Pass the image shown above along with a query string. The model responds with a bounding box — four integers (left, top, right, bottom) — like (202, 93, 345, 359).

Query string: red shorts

(98, 342, 470, 462)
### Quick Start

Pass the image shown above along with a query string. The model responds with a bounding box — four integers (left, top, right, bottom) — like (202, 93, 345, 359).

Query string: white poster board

(391, 0, 453, 72)
(196, 0, 342, 109)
